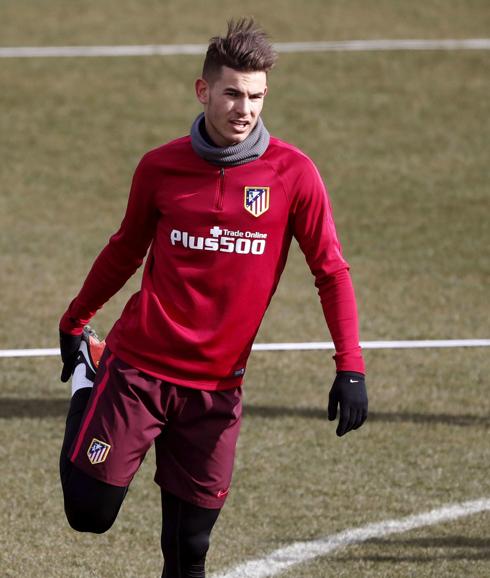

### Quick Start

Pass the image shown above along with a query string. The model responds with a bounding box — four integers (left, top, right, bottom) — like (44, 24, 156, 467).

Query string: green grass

(1, 1, 489, 576)
(0, 351, 489, 577)
(1, 0, 490, 46)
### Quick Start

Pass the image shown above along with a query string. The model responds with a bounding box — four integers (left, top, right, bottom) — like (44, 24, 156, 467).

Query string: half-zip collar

(215, 168, 225, 210)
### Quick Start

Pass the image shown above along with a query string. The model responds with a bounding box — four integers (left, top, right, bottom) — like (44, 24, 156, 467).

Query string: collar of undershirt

(190, 112, 270, 167)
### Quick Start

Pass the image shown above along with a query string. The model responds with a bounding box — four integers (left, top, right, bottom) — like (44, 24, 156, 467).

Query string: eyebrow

(223, 86, 266, 98)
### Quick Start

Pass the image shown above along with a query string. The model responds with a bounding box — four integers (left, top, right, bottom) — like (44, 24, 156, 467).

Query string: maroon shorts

(69, 349, 242, 509)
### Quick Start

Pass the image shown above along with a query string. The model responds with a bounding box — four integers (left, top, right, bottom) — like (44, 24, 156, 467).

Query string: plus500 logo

(170, 227, 266, 255)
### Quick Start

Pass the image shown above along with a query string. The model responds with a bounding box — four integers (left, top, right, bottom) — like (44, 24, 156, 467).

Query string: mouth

(230, 119, 250, 131)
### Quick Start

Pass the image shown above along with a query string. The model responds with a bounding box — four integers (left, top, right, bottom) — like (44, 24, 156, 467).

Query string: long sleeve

(290, 159, 365, 374)
(60, 154, 159, 335)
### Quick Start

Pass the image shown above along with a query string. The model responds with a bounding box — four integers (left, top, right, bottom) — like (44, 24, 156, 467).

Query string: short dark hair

(202, 19, 277, 82)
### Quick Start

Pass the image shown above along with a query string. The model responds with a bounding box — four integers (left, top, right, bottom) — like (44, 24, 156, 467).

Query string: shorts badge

(87, 438, 111, 465)
(244, 187, 270, 217)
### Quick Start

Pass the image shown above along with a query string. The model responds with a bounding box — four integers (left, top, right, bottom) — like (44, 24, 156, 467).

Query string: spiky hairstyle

(202, 18, 277, 82)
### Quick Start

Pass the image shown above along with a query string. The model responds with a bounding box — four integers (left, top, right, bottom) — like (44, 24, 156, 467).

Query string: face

(195, 66, 268, 147)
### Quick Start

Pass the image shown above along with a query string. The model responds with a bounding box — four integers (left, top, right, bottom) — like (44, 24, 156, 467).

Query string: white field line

(254, 339, 490, 351)
(211, 498, 490, 578)
(0, 38, 489, 58)
(0, 348, 61, 358)
(0, 339, 489, 358)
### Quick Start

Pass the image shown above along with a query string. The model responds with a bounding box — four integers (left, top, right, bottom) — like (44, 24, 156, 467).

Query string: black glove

(328, 371, 368, 437)
(59, 330, 82, 382)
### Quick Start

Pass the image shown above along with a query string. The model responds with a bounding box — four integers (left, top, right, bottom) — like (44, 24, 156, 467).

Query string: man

(59, 18, 368, 578)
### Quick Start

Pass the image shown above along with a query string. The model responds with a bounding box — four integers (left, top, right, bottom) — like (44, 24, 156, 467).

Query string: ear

(195, 78, 209, 105)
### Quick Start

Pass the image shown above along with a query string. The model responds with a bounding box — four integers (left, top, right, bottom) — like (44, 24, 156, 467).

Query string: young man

(59, 19, 368, 578)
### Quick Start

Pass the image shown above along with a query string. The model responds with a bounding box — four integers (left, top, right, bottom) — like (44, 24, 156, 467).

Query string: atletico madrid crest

(244, 187, 270, 217)
(87, 438, 111, 465)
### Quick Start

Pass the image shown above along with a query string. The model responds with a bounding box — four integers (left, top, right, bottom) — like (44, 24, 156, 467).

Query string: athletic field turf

(1, 1, 489, 576)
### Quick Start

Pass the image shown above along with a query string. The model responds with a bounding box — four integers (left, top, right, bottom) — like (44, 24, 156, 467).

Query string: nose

(235, 96, 251, 117)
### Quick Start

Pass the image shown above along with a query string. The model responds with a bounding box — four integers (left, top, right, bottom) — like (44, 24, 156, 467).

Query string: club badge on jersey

(87, 438, 111, 465)
(244, 187, 270, 217)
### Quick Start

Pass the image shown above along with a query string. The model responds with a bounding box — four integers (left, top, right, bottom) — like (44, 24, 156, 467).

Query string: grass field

(1, 1, 489, 576)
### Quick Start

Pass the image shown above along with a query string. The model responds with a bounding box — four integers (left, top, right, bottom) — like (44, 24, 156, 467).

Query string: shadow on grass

(244, 405, 490, 427)
(369, 536, 490, 548)
(0, 399, 489, 428)
(334, 535, 490, 562)
(0, 398, 69, 418)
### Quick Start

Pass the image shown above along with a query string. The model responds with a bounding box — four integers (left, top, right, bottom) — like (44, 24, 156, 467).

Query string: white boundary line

(0, 348, 61, 358)
(254, 339, 490, 351)
(0, 39, 489, 58)
(0, 339, 489, 358)
(211, 498, 490, 578)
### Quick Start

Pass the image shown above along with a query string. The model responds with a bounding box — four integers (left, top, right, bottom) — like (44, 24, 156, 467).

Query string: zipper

(215, 168, 225, 210)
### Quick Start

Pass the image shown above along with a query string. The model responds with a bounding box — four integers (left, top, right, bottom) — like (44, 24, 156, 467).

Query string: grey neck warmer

(190, 112, 270, 167)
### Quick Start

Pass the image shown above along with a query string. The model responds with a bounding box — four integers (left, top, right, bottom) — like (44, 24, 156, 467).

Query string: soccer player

(59, 19, 368, 578)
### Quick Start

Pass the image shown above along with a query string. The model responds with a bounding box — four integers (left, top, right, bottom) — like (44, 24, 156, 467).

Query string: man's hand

(59, 330, 82, 382)
(328, 371, 368, 437)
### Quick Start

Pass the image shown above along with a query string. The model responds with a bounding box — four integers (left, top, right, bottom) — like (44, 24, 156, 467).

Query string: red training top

(60, 136, 365, 390)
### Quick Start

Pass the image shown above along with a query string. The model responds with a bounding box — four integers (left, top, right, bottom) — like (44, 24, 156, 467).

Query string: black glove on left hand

(59, 330, 82, 383)
(328, 371, 368, 437)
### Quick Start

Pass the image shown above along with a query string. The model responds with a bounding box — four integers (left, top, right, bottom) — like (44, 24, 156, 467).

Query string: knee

(182, 529, 211, 560)
(162, 528, 211, 568)
(65, 502, 117, 534)
(61, 466, 127, 534)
